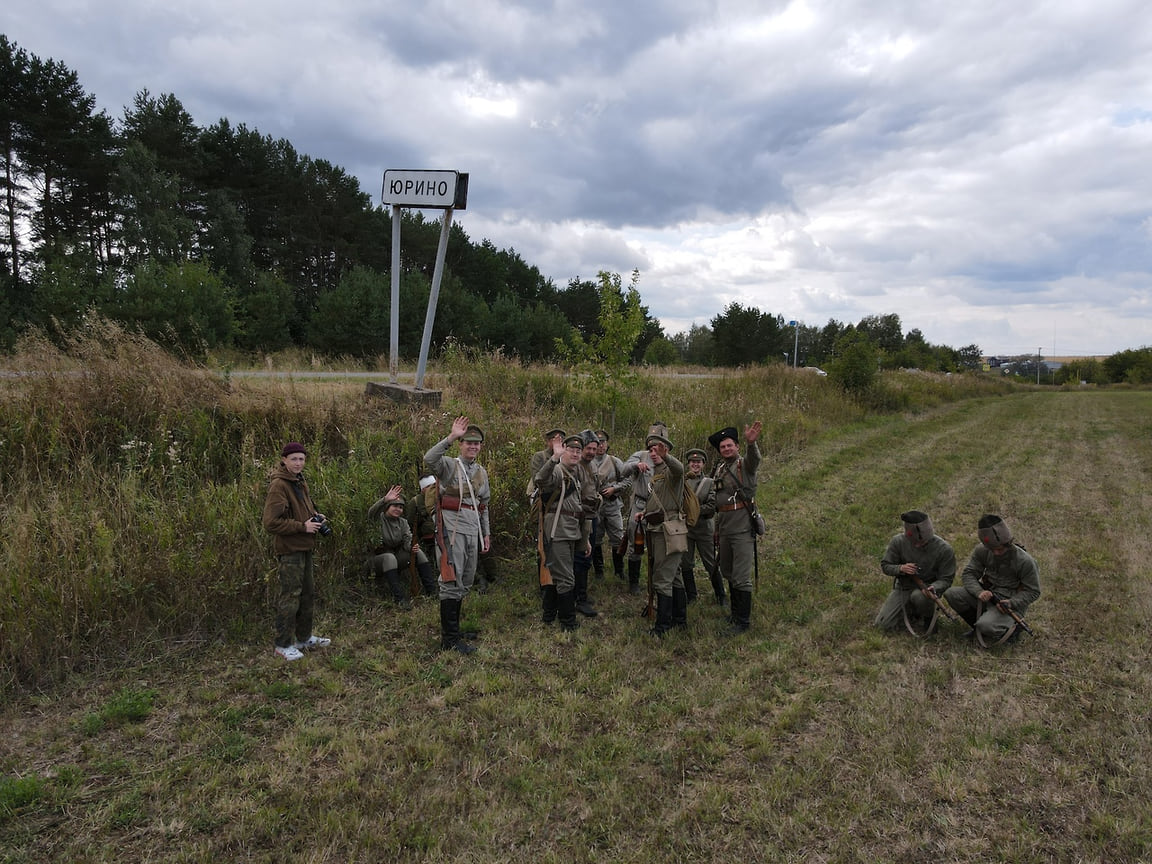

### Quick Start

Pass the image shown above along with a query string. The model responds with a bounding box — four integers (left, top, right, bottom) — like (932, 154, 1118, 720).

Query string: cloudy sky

(6, 0, 1152, 355)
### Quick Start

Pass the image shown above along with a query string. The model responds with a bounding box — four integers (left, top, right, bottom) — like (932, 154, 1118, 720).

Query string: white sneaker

(275, 644, 304, 661)
(295, 635, 331, 650)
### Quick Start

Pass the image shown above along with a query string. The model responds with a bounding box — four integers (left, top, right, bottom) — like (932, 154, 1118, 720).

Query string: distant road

(224, 370, 416, 380)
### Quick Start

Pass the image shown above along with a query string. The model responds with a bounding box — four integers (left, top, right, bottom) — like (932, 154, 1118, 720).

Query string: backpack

(682, 481, 700, 528)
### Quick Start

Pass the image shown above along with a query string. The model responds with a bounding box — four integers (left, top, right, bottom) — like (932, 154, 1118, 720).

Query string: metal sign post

(367, 170, 469, 405)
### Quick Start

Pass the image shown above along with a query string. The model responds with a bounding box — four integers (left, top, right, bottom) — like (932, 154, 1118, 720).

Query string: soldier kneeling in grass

(945, 514, 1041, 646)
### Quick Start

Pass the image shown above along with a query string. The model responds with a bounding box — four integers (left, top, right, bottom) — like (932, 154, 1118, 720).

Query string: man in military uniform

(874, 510, 956, 632)
(620, 422, 666, 596)
(424, 416, 491, 655)
(945, 514, 1040, 645)
(636, 426, 687, 636)
(591, 430, 630, 581)
(709, 421, 762, 633)
(572, 429, 603, 617)
(534, 433, 592, 631)
(681, 448, 720, 605)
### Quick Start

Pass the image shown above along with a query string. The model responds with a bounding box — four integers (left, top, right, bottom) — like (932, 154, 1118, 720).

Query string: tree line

(8, 33, 1148, 382)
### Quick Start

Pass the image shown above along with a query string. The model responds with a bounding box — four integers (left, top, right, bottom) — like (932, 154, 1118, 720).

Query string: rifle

(643, 521, 655, 620)
(989, 591, 1034, 636)
(909, 570, 960, 622)
(434, 481, 456, 584)
(408, 553, 421, 597)
(537, 506, 553, 587)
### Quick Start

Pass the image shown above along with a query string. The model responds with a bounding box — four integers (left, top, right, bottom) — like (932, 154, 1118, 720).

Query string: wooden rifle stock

(990, 591, 1034, 636)
(434, 487, 456, 583)
(537, 507, 553, 587)
(910, 571, 960, 622)
(408, 553, 421, 596)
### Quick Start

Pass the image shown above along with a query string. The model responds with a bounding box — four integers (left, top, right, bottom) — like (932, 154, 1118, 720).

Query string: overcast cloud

(5, 0, 1152, 355)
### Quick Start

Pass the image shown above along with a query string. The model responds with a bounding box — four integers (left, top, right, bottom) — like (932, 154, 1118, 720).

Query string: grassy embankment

(2, 324, 1149, 862)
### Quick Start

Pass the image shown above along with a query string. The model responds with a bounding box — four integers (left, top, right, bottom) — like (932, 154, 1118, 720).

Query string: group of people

(261, 419, 1040, 661)
(874, 510, 1041, 646)
(528, 420, 764, 638)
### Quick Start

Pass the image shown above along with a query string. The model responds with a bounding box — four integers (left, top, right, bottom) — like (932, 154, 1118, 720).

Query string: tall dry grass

(1, 323, 1009, 691)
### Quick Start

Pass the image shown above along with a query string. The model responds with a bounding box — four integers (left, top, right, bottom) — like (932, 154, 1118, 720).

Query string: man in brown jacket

(262, 442, 333, 661)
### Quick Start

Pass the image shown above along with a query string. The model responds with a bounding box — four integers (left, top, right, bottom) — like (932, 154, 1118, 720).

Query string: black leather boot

(709, 565, 727, 605)
(557, 590, 579, 631)
(628, 558, 642, 595)
(650, 593, 674, 637)
(612, 550, 625, 580)
(541, 584, 558, 625)
(574, 566, 598, 617)
(728, 589, 752, 633)
(682, 567, 698, 603)
(672, 586, 688, 629)
(383, 568, 411, 610)
(440, 598, 476, 654)
(417, 561, 438, 596)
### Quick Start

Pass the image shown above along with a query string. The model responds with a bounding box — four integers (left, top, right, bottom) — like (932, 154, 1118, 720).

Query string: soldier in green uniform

(368, 485, 437, 609)
(681, 448, 720, 604)
(637, 426, 687, 636)
(534, 433, 592, 631)
(945, 514, 1040, 645)
(591, 430, 631, 581)
(424, 416, 491, 655)
(572, 429, 603, 617)
(709, 422, 762, 633)
(620, 422, 666, 596)
(873, 510, 956, 632)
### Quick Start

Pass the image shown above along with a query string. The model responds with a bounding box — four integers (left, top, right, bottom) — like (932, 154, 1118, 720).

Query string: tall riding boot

(672, 586, 688, 629)
(440, 598, 476, 654)
(541, 584, 558, 625)
(628, 558, 642, 595)
(682, 567, 698, 603)
(574, 565, 598, 617)
(557, 590, 579, 631)
(728, 589, 752, 633)
(709, 566, 727, 606)
(650, 593, 674, 638)
(383, 568, 411, 610)
(417, 562, 438, 596)
(591, 536, 605, 579)
(612, 550, 625, 580)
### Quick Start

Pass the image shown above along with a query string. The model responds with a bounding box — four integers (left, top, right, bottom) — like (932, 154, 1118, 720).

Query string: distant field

(3, 388, 1151, 862)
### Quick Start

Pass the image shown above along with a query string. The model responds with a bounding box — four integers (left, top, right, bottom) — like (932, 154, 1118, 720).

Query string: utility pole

(1037, 348, 1042, 385)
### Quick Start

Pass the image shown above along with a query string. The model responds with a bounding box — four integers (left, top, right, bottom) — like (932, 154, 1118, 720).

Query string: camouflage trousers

(275, 550, 315, 648)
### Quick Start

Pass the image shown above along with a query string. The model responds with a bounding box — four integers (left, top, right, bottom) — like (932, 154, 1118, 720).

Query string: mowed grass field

(3, 389, 1151, 863)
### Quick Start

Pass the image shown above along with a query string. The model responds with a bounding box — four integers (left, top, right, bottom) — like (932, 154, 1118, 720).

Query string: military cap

(685, 448, 707, 461)
(461, 425, 484, 443)
(901, 510, 934, 543)
(978, 514, 1012, 549)
(708, 427, 739, 449)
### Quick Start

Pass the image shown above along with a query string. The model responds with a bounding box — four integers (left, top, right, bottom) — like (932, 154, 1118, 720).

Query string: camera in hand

(309, 514, 332, 537)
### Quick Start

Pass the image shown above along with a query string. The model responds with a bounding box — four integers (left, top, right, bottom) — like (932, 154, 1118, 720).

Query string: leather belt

(717, 501, 747, 512)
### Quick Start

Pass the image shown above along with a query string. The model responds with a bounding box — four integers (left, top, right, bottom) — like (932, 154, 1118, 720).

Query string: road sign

(382, 170, 468, 209)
